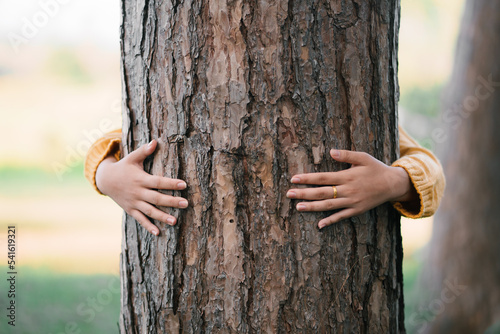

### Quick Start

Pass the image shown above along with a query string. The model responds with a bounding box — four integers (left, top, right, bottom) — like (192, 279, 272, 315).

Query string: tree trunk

(118, 0, 404, 333)
(419, 0, 500, 333)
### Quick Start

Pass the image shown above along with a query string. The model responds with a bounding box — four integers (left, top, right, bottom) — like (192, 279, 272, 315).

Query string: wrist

(390, 166, 418, 203)
(95, 156, 118, 195)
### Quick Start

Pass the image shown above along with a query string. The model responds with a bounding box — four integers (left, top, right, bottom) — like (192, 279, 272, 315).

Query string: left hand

(287, 149, 417, 229)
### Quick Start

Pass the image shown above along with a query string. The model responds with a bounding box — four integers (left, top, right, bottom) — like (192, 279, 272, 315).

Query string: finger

(143, 189, 189, 208)
(138, 202, 177, 226)
(318, 208, 358, 229)
(287, 186, 342, 200)
(291, 171, 348, 185)
(143, 174, 187, 190)
(129, 209, 160, 236)
(127, 140, 157, 164)
(296, 198, 351, 212)
(330, 149, 370, 165)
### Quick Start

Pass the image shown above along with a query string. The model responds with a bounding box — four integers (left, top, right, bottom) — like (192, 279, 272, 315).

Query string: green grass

(485, 322, 500, 334)
(400, 84, 444, 118)
(0, 162, 86, 197)
(403, 256, 428, 334)
(0, 267, 120, 334)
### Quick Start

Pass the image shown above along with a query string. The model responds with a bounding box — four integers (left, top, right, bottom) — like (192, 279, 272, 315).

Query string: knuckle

(132, 212, 146, 225)
(132, 198, 143, 209)
(325, 200, 336, 210)
(299, 190, 309, 199)
(359, 152, 370, 162)
(130, 175, 142, 187)
(343, 173, 354, 183)
(345, 185, 357, 196)
(122, 203, 133, 213)
(315, 202, 325, 211)
(151, 192, 162, 206)
(352, 197, 361, 205)
(153, 176, 162, 189)
(144, 207, 154, 217)
(322, 188, 332, 198)
(342, 187, 353, 197)
(318, 174, 328, 183)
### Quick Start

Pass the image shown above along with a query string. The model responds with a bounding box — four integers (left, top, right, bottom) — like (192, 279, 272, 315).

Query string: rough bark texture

(421, 0, 500, 333)
(119, 0, 404, 333)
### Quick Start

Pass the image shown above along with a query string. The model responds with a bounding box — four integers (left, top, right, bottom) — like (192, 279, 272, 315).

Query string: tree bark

(420, 0, 500, 333)
(118, 0, 404, 333)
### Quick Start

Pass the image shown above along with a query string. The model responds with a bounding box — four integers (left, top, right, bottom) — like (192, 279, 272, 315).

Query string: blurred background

(0, 0, 466, 332)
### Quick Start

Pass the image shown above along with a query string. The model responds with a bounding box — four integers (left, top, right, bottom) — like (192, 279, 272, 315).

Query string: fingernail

(179, 200, 188, 208)
(287, 191, 296, 198)
(331, 149, 340, 158)
(152, 230, 159, 236)
(177, 182, 187, 189)
(318, 223, 325, 229)
(167, 217, 176, 225)
(297, 204, 306, 210)
(291, 177, 300, 183)
(148, 140, 154, 148)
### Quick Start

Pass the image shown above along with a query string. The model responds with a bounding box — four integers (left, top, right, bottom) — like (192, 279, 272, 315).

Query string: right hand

(95, 140, 188, 236)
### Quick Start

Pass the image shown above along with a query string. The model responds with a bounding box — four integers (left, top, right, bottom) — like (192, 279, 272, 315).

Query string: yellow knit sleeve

(391, 126, 446, 218)
(84, 129, 122, 194)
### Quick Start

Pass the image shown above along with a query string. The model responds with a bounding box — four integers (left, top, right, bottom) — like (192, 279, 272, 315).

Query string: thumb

(127, 140, 157, 164)
(330, 149, 368, 165)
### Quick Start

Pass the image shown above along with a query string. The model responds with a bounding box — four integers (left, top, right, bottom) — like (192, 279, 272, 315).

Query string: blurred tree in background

(417, 0, 500, 333)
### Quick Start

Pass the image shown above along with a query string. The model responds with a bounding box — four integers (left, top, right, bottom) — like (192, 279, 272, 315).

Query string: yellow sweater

(84, 127, 445, 218)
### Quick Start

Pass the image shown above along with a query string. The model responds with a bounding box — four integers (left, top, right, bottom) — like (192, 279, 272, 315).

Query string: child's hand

(287, 149, 417, 229)
(95, 140, 188, 236)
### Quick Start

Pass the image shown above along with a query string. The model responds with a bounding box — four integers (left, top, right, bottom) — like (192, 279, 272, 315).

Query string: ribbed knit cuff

(390, 157, 434, 219)
(84, 138, 121, 195)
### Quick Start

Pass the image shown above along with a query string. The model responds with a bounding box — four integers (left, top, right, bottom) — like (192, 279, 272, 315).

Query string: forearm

(83, 129, 122, 194)
(95, 156, 118, 195)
